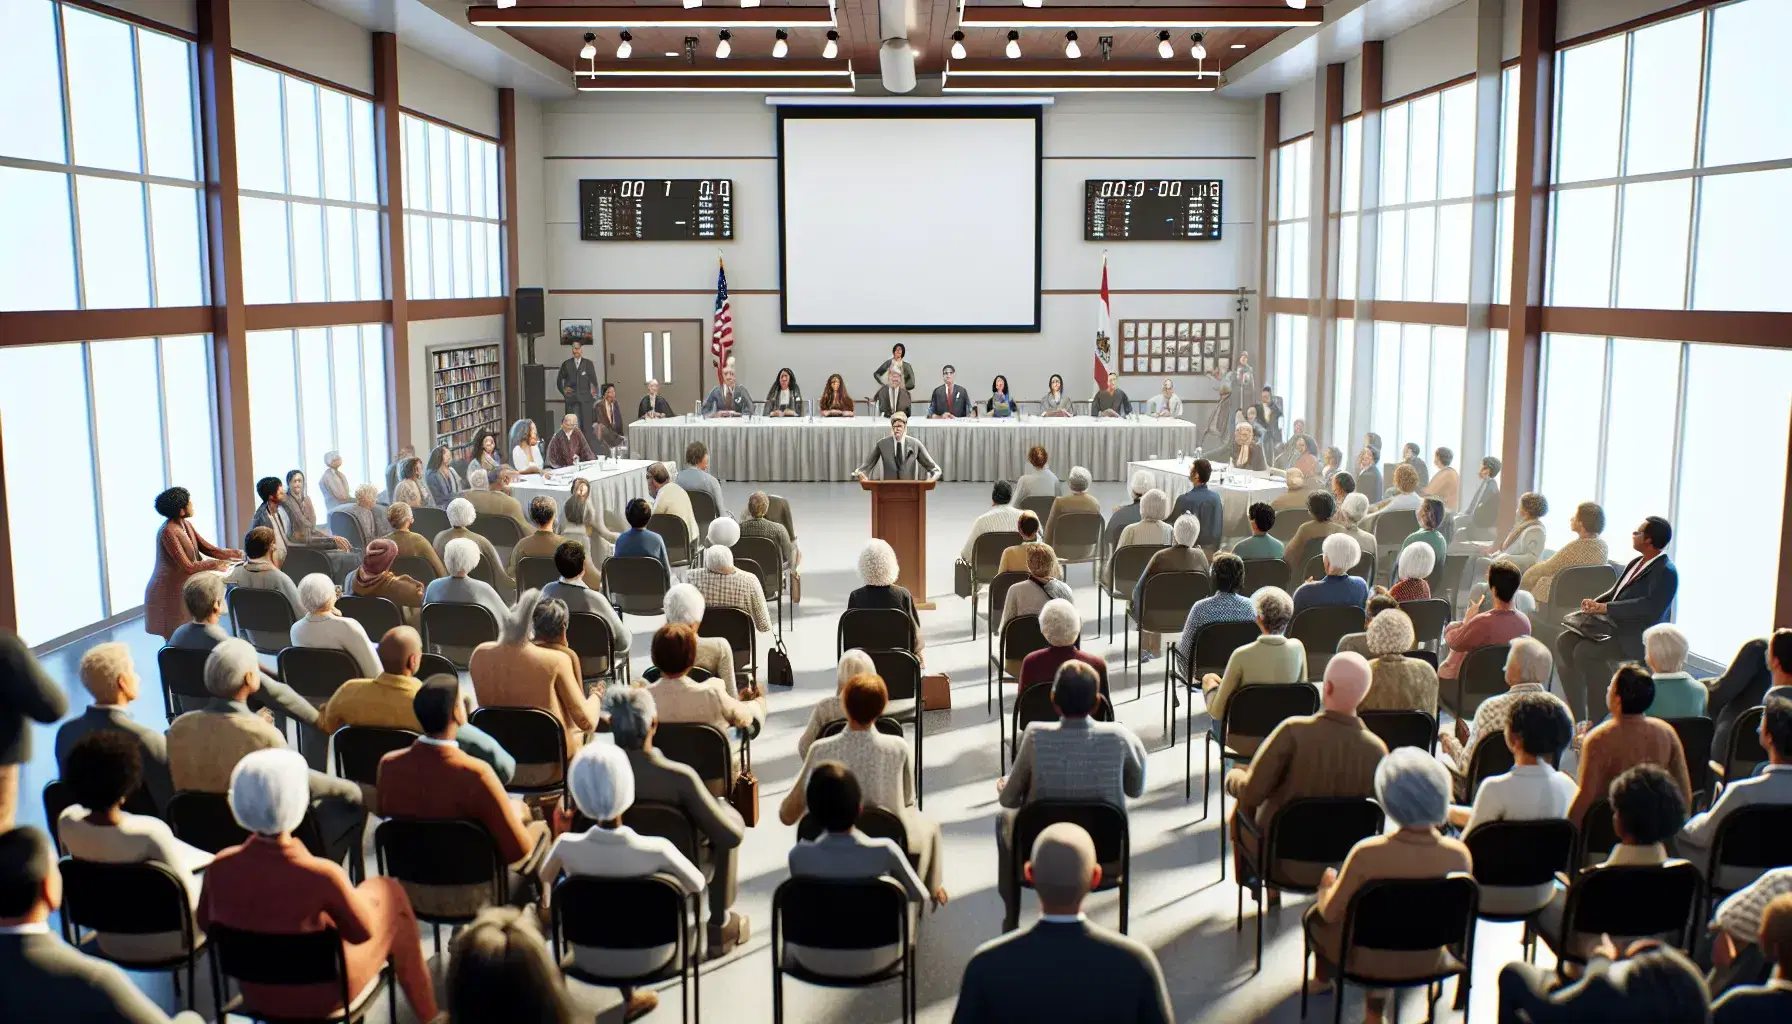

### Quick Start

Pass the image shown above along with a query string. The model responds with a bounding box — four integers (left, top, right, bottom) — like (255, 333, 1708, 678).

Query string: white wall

(1558, 0, 1685, 41)
(233, 0, 372, 95)
(1279, 81, 1315, 141)
(538, 94, 1260, 404)
(1343, 55, 1364, 118)
(398, 44, 499, 138)
(512, 91, 547, 289)
(407, 314, 507, 447)
(102, 0, 195, 33)
(1382, 0, 1477, 101)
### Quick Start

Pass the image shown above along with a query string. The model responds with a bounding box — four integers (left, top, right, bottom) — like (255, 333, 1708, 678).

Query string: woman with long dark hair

(469, 430, 504, 475)
(764, 367, 803, 416)
(818, 373, 855, 416)
(423, 445, 457, 506)
(1040, 373, 1071, 417)
(986, 374, 1017, 417)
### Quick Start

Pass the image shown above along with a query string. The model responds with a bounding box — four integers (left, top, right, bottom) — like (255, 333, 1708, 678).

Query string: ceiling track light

(1064, 31, 1079, 59)
(823, 30, 838, 59)
(950, 30, 966, 61)
(1288, 0, 1308, 8)
(1006, 30, 1021, 60)
(1156, 30, 1172, 59)
(716, 29, 732, 58)
(773, 29, 789, 58)
(683, 0, 702, 8)
(741, 0, 760, 6)
(1190, 32, 1205, 60)
(1021, 0, 1043, 7)
(578, 32, 597, 61)
(617, 31, 632, 59)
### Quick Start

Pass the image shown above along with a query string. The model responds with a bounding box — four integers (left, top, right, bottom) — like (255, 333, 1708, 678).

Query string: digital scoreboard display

(1084, 179, 1223, 241)
(578, 178, 734, 241)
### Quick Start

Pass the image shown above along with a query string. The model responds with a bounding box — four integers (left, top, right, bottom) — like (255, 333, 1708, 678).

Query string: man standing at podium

(851, 412, 939, 481)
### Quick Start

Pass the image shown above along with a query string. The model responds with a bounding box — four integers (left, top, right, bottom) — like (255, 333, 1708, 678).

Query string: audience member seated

(546, 413, 596, 469)
(167, 574, 320, 732)
(1556, 516, 1679, 724)
(426, 538, 512, 633)
(1111, 489, 1173, 582)
(1641, 624, 1707, 720)
(1707, 636, 1778, 765)
(1168, 460, 1224, 553)
(1218, 422, 1268, 471)
(1321, 449, 1346, 488)
(661, 582, 743, 693)
(562, 476, 621, 563)
(1388, 541, 1435, 602)
(1104, 472, 1151, 555)
(530, 596, 592, 699)
(1405, 497, 1449, 568)
(998, 546, 1075, 676)
(344, 538, 423, 626)
(1227, 653, 1386, 893)
(1011, 446, 1060, 507)
(1448, 693, 1577, 915)
(1233, 502, 1284, 560)
(675, 442, 727, 517)
(1366, 463, 1423, 518)
(290, 573, 382, 679)
(145, 485, 237, 641)
(797, 650, 877, 759)
(509, 497, 601, 591)
(427, 447, 465, 507)
(645, 462, 698, 545)
(433, 496, 515, 592)
(1201, 586, 1307, 753)
(996, 511, 1052, 577)
(472, 591, 600, 784)
(1454, 456, 1502, 539)
(1292, 534, 1370, 617)
(1133, 514, 1209, 660)
(337, 485, 388, 552)
(848, 539, 924, 658)
(1175, 553, 1257, 668)
(1711, 867, 1792, 994)
(442, 906, 577, 1022)
(251, 474, 353, 575)
(955, 822, 1173, 1024)
(381, 500, 444, 577)
(1439, 559, 1531, 682)
(540, 743, 704, 1019)
(539, 541, 630, 664)
(1337, 592, 1402, 661)
(1361, 609, 1439, 714)
(1422, 447, 1459, 510)
(199, 749, 436, 1021)
(644, 624, 761, 758)
(1335, 492, 1378, 560)
(1499, 936, 1710, 1022)
(1282, 491, 1343, 578)
(1020, 598, 1109, 700)
(1678, 694, 1792, 886)
(57, 732, 211, 961)
(223, 526, 304, 650)
(738, 490, 800, 592)
(0, 826, 202, 1023)
(56, 642, 173, 813)
(509, 420, 544, 474)
(960, 481, 1023, 565)
(375, 676, 544, 907)
(1570, 664, 1693, 825)
(781, 674, 946, 905)
(473, 467, 533, 530)
(319, 452, 352, 512)
(1270, 469, 1310, 511)
(692, 518, 774, 640)
(995, 662, 1146, 930)
(1712, 892, 1792, 1023)
(1044, 466, 1102, 547)
(1518, 500, 1606, 599)
(1305, 748, 1469, 1022)
(606, 686, 749, 954)
(1537, 764, 1689, 963)
(614, 496, 672, 576)
(1439, 637, 1567, 789)
(1354, 445, 1383, 502)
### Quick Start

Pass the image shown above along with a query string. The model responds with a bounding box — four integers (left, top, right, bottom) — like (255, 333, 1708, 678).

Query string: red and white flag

(710, 256, 733, 385)
(1093, 251, 1114, 391)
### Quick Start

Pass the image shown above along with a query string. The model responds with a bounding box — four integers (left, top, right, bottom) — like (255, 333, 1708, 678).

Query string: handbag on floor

(767, 639, 794, 687)
(730, 737, 760, 826)
(954, 559, 973, 598)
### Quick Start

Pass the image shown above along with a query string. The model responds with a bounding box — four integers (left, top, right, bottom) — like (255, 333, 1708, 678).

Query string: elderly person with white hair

(1359, 609, 1439, 714)
(197, 749, 437, 1022)
(425, 538, 511, 629)
(998, 545, 1075, 676)
(288, 573, 382, 678)
(687, 516, 773, 636)
(1043, 465, 1101, 548)
(337, 483, 389, 551)
(1018, 598, 1110, 699)
(1641, 624, 1706, 719)
(1334, 491, 1378, 559)
(1388, 540, 1436, 602)
(1105, 487, 1172, 590)
(431, 496, 515, 592)
(319, 450, 352, 511)
(797, 650, 878, 758)
(1438, 636, 1571, 793)
(847, 539, 923, 657)
(1303, 748, 1470, 1020)
(659, 584, 764, 732)
(1292, 532, 1370, 617)
(1201, 586, 1308, 754)
(1102, 470, 1155, 556)
(471, 591, 601, 779)
(1131, 513, 1211, 661)
(540, 743, 704, 1018)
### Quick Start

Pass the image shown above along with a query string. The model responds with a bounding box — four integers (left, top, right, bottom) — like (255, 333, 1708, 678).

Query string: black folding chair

(772, 878, 913, 1024)
(1573, 797, 1623, 870)
(470, 513, 526, 555)
(687, 490, 720, 541)
(420, 602, 500, 669)
(280, 546, 333, 586)
(1051, 510, 1105, 585)
(1173, 619, 1262, 755)
(409, 504, 450, 539)
(1371, 510, 1420, 582)
(990, 616, 1050, 770)
(981, 570, 1028, 675)
(514, 555, 559, 593)
(1437, 551, 1471, 612)
(647, 513, 695, 568)
(333, 725, 418, 787)
(1237, 797, 1384, 972)
(552, 875, 701, 1024)
(1287, 605, 1365, 680)
(1302, 874, 1479, 1024)
(1130, 570, 1209, 704)
(868, 648, 926, 808)
(1399, 598, 1453, 650)
(329, 510, 366, 552)
(566, 611, 623, 688)
(276, 646, 363, 706)
(1405, 647, 1440, 669)
(1464, 818, 1576, 961)
(733, 534, 786, 635)
(1447, 643, 1513, 721)
(1010, 683, 1116, 761)
(227, 587, 299, 655)
(968, 531, 1024, 641)
(1542, 563, 1618, 634)
(1018, 494, 1056, 523)
(156, 645, 213, 722)
(699, 605, 759, 689)
(392, 554, 439, 585)
(655, 722, 737, 799)
(59, 857, 208, 1010)
(1100, 544, 1165, 660)
(1010, 801, 1130, 933)
(209, 922, 394, 1024)
(1664, 716, 1716, 811)
(1536, 861, 1700, 978)
(418, 652, 458, 680)
(165, 790, 350, 876)
(1269, 507, 1311, 542)
(337, 594, 403, 641)
(1463, 733, 1517, 803)
(470, 706, 568, 800)
(1204, 684, 1321, 870)
(838, 607, 916, 657)
(1704, 804, 1792, 916)
(603, 556, 671, 619)
(1242, 558, 1292, 595)
(1360, 709, 1438, 754)
(376, 817, 510, 960)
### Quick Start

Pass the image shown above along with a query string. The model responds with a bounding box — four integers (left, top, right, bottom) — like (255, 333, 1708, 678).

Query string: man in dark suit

(1355, 445, 1384, 502)
(0, 826, 192, 1023)
(850, 412, 938, 481)
(556, 341, 600, 448)
(637, 378, 675, 419)
(953, 822, 1172, 1023)
(874, 366, 911, 418)
(1708, 637, 1774, 764)
(1254, 387, 1285, 455)
(1497, 939, 1710, 1022)
(928, 364, 972, 418)
(1555, 515, 1680, 722)
(1455, 455, 1502, 539)
(1170, 458, 1225, 554)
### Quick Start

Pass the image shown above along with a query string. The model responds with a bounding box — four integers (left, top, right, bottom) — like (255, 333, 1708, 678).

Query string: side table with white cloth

(1128, 458, 1287, 543)
(510, 458, 653, 540)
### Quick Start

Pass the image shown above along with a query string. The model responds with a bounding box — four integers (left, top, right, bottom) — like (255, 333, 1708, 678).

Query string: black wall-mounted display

(579, 178, 734, 240)
(1084, 179, 1223, 241)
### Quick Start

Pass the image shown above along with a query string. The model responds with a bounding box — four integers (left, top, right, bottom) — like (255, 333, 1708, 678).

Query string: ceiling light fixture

(1288, 0, 1308, 8)
(1022, 0, 1043, 7)
(617, 31, 632, 58)
(716, 29, 732, 58)
(955, 8, 1320, 30)
(741, 0, 760, 6)
(1190, 32, 1205, 60)
(683, 0, 702, 8)
(495, 0, 515, 7)
(579, 32, 597, 60)
(951, 31, 966, 60)
(1006, 31, 1021, 59)
(1156, 30, 1172, 59)
(773, 29, 789, 58)
(1064, 31, 1080, 59)
(1231, 43, 1246, 49)
(824, 30, 838, 58)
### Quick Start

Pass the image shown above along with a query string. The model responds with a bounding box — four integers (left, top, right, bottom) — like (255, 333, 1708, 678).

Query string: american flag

(710, 257, 733, 385)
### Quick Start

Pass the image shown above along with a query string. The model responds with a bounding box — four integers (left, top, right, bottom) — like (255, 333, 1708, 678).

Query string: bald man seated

(952, 823, 1173, 1024)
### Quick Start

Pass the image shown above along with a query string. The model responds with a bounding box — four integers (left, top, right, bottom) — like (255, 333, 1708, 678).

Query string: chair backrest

(1563, 860, 1700, 944)
(553, 875, 687, 959)
(467, 551, 499, 588)
(1342, 874, 1478, 956)
(1242, 558, 1291, 595)
(156, 645, 213, 720)
(1405, 647, 1440, 669)
(514, 555, 559, 593)
(1663, 717, 1715, 802)
(1018, 494, 1056, 522)
(275, 645, 363, 704)
(470, 513, 525, 551)
(733, 535, 784, 598)
(1437, 552, 1471, 604)
(329, 510, 365, 551)
(767, 494, 797, 541)
(1137, 571, 1211, 632)
(1548, 563, 1618, 613)
(59, 857, 196, 940)
(226, 587, 297, 640)
(999, 614, 1051, 667)
(417, 652, 458, 680)
(687, 489, 720, 535)
(469, 705, 567, 786)
(165, 790, 251, 854)
(1191, 619, 1264, 677)
(775, 877, 908, 955)
(653, 722, 733, 793)
(1012, 684, 1059, 752)
(699, 606, 757, 671)
(1051, 511, 1104, 559)
(838, 607, 916, 656)
(420, 601, 500, 654)
(42, 780, 77, 851)
(376, 817, 506, 897)
(1269, 507, 1311, 542)
(621, 800, 705, 863)
(209, 923, 353, 990)
(337, 594, 404, 640)
(279, 546, 332, 585)
(867, 648, 922, 704)
(564, 612, 617, 680)
(973, 530, 1024, 583)
(1575, 797, 1623, 868)
(1107, 544, 1167, 598)
(1223, 683, 1321, 746)
(793, 804, 910, 847)
(390, 554, 438, 585)
(1710, 803, 1792, 875)
(1373, 509, 1420, 545)
(646, 513, 693, 566)
(1465, 818, 1576, 889)
(1457, 644, 1514, 716)
(1265, 798, 1385, 884)
(1359, 710, 1437, 753)
(1287, 606, 1366, 671)
(603, 556, 671, 616)
(817, 718, 906, 742)
(1399, 598, 1453, 648)
(1466, 731, 1517, 796)
(986, 570, 1029, 624)
(1012, 801, 1128, 880)
(334, 725, 419, 786)
(409, 505, 450, 539)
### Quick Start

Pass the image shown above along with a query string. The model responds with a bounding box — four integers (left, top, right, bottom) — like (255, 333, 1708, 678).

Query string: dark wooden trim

(1263, 297, 1306, 315)
(1278, 130, 1315, 145)
(1498, 0, 1557, 535)
(1490, 304, 1509, 331)
(500, 88, 522, 426)
(1383, 72, 1477, 109)
(1362, 41, 1385, 114)
(0, 411, 15, 633)
(1538, 308, 1792, 349)
(1780, 404, 1792, 630)
(1369, 301, 1471, 328)
(1045, 288, 1248, 296)
(1313, 62, 1344, 441)
(0, 307, 211, 347)
(398, 105, 500, 144)
(62, 0, 196, 38)
(953, 6, 1326, 28)
(243, 301, 392, 331)
(198, 0, 253, 544)
(230, 49, 375, 101)
(469, 5, 839, 28)
(1557, 0, 1723, 50)
(1335, 300, 1356, 319)
(373, 34, 411, 455)
(545, 154, 780, 161)
(409, 298, 509, 320)
(1258, 93, 1279, 378)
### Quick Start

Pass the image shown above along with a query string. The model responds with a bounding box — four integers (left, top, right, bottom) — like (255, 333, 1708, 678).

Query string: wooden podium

(860, 478, 937, 610)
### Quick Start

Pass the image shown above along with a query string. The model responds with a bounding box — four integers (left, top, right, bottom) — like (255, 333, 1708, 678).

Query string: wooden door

(602, 320, 706, 419)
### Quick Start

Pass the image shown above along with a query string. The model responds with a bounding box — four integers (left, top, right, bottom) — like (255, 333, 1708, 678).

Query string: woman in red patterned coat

(143, 486, 238, 639)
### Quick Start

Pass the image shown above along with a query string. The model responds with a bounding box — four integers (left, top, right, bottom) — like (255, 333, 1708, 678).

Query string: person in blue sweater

(1292, 533, 1371, 617)
(612, 497, 671, 576)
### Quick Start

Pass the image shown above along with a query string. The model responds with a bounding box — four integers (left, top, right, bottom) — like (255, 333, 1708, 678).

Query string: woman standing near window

(144, 486, 238, 639)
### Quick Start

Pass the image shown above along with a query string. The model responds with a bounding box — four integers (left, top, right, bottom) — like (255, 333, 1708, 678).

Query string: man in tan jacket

(1282, 490, 1344, 580)
(1042, 465, 1102, 548)
(384, 502, 446, 578)
(469, 591, 600, 788)
(463, 466, 530, 530)
(507, 497, 602, 589)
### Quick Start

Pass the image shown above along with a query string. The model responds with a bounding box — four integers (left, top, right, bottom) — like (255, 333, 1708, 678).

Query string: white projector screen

(778, 107, 1041, 332)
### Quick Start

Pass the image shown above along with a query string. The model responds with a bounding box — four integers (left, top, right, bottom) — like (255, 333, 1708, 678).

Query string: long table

(626, 415, 1203, 482)
(1129, 457, 1289, 540)
(510, 458, 653, 521)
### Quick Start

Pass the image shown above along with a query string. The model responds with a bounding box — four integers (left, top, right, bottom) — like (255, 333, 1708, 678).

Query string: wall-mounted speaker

(515, 287, 544, 335)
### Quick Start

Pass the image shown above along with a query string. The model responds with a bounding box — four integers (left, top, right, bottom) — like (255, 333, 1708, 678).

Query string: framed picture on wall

(559, 318, 594, 347)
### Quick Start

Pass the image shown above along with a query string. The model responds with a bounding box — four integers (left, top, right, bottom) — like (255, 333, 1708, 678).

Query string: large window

(1269, 135, 1312, 299)
(0, 337, 219, 645)
(1269, 313, 1309, 429)
(1535, 333, 1792, 661)
(0, 1, 204, 311)
(247, 326, 390, 503)
(400, 114, 503, 300)
(1328, 319, 1356, 456)
(1548, 0, 1792, 312)
(232, 58, 383, 305)
(1376, 81, 1476, 303)
(1337, 118, 1362, 301)
(1367, 323, 1465, 472)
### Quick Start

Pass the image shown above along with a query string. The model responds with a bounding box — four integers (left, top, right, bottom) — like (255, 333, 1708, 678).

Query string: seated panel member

(1040, 373, 1073, 417)
(637, 378, 674, 420)
(985, 375, 1018, 418)
(764, 367, 803, 417)
(816, 373, 856, 417)
(1092, 375, 1133, 418)
(545, 413, 596, 469)
(874, 366, 912, 418)
(851, 412, 939, 482)
(1144, 377, 1183, 418)
(928, 364, 972, 418)
(701, 364, 754, 417)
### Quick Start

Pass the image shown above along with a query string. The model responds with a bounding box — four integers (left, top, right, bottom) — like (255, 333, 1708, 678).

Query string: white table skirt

(625, 415, 1203, 482)
(1129, 458, 1290, 539)
(510, 459, 652, 519)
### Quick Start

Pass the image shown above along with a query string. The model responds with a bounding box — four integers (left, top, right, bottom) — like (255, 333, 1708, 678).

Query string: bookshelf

(429, 342, 506, 454)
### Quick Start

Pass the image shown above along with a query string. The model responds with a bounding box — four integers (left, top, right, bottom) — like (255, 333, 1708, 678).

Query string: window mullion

(81, 343, 112, 617)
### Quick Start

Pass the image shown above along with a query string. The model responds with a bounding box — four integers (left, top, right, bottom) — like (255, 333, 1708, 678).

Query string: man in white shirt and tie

(851, 412, 938, 481)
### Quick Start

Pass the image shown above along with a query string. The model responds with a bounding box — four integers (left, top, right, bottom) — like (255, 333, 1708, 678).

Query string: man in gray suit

(701, 364, 755, 418)
(850, 412, 939, 482)
(874, 366, 912, 418)
(1678, 693, 1792, 889)
(53, 643, 173, 814)
(954, 823, 1173, 1024)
